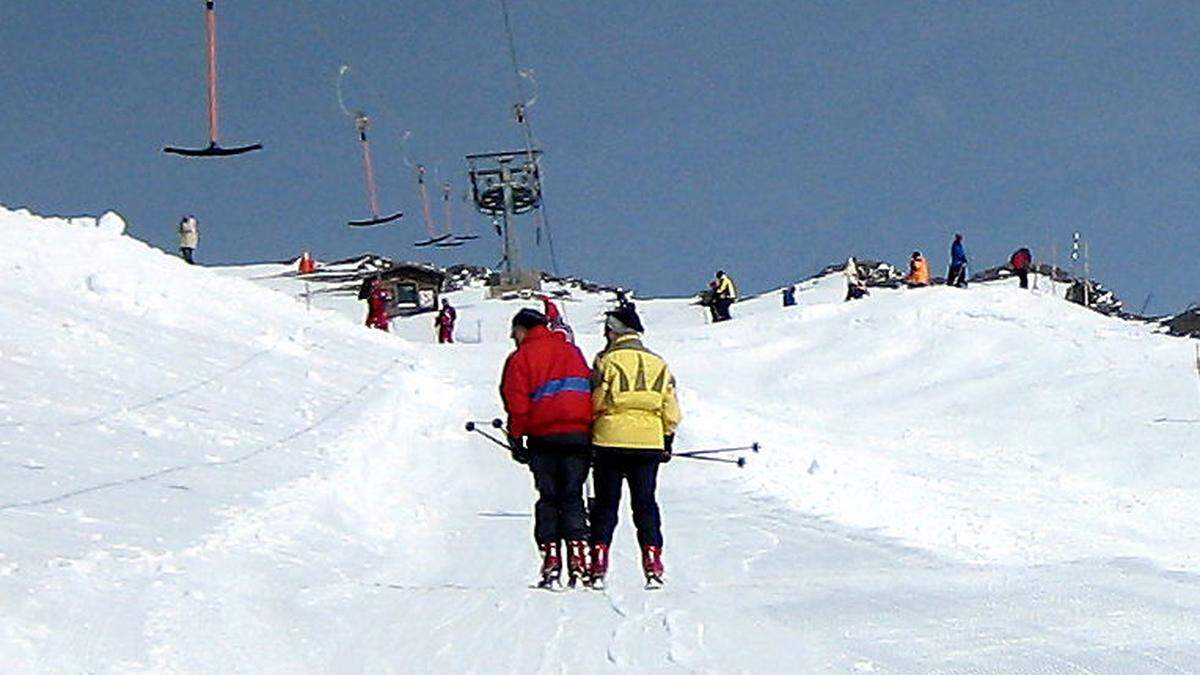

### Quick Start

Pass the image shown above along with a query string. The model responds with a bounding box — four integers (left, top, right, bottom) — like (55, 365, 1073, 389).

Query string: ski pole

(465, 418, 504, 431)
(675, 442, 760, 458)
(673, 454, 746, 468)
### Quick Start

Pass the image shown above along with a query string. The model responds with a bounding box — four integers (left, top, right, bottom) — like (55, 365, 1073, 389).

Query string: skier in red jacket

(1010, 247, 1033, 289)
(364, 277, 391, 331)
(538, 294, 575, 343)
(435, 299, 457, 343)
(500, 308, 593, 588)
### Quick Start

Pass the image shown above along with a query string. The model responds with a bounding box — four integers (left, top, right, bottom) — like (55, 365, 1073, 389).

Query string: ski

(531, 577, 563, 592)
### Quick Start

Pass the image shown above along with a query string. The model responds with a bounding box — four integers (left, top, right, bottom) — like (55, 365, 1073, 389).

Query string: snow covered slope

(2, 206, 1199, 672)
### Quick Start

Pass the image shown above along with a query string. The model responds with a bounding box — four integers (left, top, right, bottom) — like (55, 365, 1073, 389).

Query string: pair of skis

(533, 574, 662, 592)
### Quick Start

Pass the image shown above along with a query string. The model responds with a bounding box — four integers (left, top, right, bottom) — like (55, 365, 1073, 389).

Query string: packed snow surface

(2, 206, 1199, 672)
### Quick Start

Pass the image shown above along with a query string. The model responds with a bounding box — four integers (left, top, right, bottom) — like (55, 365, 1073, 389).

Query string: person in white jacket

(844, 257, 868, 301)
(178, 215, 199, 264)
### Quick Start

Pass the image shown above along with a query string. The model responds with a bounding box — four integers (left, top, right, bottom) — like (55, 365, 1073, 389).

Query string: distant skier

(538, 294, 575, 343)
(178, 215, 199, 264)
(1010, 247, 1032, 289)
(713, 270, 737, 321)
(702, 280, 721, 322)
(947, 234, 968, 288)
(588, 304, 681, 589)
(614, 288, 634, 311)
(500, 308, 593, 589)
(904, 251, 931, 287)
(782, 285, 797, 307)
(844, 257, 868, 301)
(297, 250, 316, 274)
(435, 299, 457, 343)
(364, 276, 391, 332)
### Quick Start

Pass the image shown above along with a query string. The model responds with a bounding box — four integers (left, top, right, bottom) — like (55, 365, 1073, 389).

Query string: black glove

(508, 435, 530, 465)
(661, 434, 674, 463)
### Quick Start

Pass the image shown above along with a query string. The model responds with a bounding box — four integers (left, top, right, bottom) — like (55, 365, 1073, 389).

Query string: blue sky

(1, 2, 1196, 313)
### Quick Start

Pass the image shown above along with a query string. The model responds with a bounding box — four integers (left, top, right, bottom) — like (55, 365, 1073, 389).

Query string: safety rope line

(0, 357, 406, 512)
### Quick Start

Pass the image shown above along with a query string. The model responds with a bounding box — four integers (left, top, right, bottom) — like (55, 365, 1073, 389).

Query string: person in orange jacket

(905, 251, 931, 287)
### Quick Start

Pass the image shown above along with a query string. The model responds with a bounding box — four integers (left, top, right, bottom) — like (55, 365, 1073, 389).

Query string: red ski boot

(587, 543, 609, 590)
(642, 545, 664, 590)
(566, 540, 588, 588)
(536, 541, 561, 590)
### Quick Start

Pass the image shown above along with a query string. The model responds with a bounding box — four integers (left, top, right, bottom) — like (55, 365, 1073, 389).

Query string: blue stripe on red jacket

(531, 377, 591, 401)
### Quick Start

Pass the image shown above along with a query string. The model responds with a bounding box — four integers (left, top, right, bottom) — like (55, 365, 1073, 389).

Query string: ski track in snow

(2, 207, 1200, 672)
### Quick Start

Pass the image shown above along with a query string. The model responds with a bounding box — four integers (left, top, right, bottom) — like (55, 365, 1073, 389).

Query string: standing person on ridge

(500, 308, 594, 589)
(588, 304, 682, 590)
(435, 298, 457, 343)
(947, 233, 969, 288)
(844, 257, 869, 301)
(1009, 247, 1032, 289)
(713, 270, 737, 322)
(178, 215, 199, 264)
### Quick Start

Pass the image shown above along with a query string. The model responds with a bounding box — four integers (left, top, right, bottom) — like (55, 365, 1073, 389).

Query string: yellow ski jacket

(715, 275, 737, 299)
(591, 335, 682, 450)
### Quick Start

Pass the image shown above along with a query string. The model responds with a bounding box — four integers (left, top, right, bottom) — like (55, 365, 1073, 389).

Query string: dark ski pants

(714, 298, 733, 322)
(527, 449, 589, 545)
(590, 451, 663, 547)
(1016, 268, 1029, 289)
(947, 263, 967, 288)
(181, 247, 195, 264)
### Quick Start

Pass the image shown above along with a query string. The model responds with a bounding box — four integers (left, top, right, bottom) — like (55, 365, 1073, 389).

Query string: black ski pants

(527, 442, 589, 545)
(1016, 268, 1029, 289)
(181, 247, 195, 265)
(590, 450, 663, 547)
(947, 263, 967, 288)
(714, 298, 733, 322)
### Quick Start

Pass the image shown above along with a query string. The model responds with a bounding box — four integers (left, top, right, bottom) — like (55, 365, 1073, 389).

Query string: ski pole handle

(464, 418, 504, 432)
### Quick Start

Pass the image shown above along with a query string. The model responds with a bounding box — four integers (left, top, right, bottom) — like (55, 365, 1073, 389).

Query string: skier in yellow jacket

(713, 270, 736, 322)
(587, 304, 682, 589)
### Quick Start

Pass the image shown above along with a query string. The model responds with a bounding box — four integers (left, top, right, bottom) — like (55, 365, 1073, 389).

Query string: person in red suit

(364, 277, 391, 331)
(435, 299, 457, 343)
(500, 308, 593, 587)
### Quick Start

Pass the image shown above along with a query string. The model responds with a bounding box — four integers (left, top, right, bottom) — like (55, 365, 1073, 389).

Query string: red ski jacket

(500, 325, 592, 439)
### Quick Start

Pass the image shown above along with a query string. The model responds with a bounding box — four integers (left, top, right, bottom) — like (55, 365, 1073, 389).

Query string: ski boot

(642, 545, 664, 590)
(566, 540, 588, 589)
(535, 541, 562, 590)
(586, 543, 609, 590)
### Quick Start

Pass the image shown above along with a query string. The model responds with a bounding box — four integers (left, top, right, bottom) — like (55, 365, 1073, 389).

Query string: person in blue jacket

(947, 233, 968, 288)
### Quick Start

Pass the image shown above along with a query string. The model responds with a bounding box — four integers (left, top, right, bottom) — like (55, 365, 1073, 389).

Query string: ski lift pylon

(164, 0, 262, 158)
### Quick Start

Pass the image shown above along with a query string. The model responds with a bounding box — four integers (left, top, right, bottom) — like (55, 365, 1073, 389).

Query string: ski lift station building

(378, 263, 446, 316)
